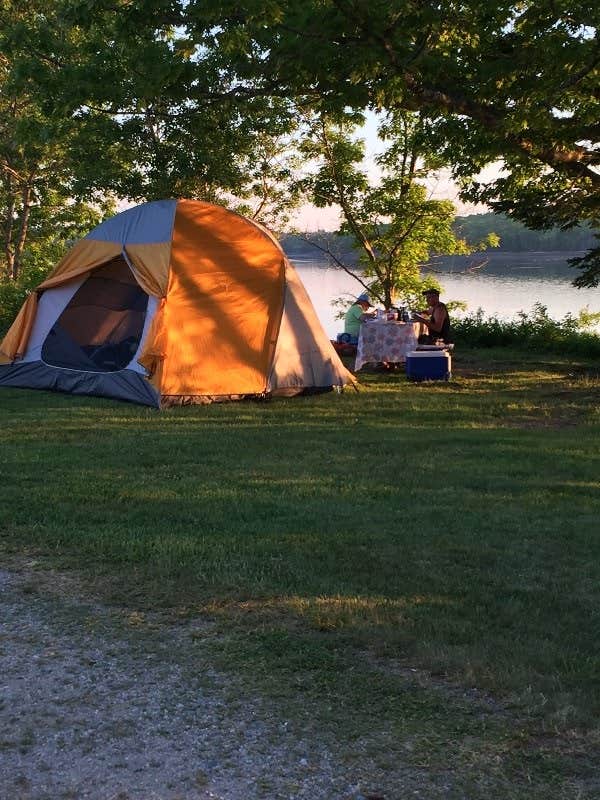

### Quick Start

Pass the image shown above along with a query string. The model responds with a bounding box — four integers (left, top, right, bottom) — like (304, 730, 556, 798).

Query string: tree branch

(297, 235, 380, 303)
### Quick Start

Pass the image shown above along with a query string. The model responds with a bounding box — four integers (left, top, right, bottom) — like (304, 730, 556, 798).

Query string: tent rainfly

(0, 199, 355, 407)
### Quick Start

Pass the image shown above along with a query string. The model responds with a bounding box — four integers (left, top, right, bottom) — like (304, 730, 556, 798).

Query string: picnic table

(355, 320, 420, 370)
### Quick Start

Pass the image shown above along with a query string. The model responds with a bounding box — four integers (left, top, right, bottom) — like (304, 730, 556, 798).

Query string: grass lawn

(1, 346, 599, 798)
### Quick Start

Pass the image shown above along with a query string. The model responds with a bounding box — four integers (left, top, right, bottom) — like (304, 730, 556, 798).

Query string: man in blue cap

(342, 293, 375, 343)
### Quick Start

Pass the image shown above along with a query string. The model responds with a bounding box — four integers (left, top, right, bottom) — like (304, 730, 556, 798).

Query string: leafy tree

(188, 0, 599, 283)
(0, 0, 299, 283)
(228, 132, 302, 234)
(298, 110, 497, 309)
(0, 1, 123, 280)
(4, 1, 597, 286)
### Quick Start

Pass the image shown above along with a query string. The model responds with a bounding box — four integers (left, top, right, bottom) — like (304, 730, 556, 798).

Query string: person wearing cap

(342, 293, 376, 342)
(414, 288, 452, 344)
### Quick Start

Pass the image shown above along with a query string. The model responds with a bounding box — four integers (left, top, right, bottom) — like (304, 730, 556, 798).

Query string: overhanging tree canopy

(0, 0, 299, 277)
(187, 0, 599, 283)
(2, 1, 598, 282)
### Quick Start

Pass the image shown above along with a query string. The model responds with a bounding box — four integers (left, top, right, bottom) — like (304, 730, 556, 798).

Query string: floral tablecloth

(355, 321, 420, 370)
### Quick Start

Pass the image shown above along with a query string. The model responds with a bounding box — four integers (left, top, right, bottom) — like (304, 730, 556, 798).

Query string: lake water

(293, 253, 600, 339)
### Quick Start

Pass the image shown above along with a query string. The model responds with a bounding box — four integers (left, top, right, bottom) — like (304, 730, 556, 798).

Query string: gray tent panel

(0, 361, 159, 407)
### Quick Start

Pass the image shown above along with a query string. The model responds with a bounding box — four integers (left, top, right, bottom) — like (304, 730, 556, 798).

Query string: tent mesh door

(41, 257, 149, 372)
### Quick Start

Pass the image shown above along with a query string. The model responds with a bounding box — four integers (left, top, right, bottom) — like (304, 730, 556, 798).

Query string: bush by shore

(452, 303, 600, 357)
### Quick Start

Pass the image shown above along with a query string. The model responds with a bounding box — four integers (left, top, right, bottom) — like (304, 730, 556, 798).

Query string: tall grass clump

(453, 302, 600, 356)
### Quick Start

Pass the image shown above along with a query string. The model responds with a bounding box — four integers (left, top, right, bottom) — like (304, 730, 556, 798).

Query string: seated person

(342, 293, 375, 344)
(413, 288, 452, 344)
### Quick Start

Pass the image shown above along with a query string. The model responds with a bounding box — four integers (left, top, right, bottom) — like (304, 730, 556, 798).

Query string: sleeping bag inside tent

(0, 199, 354, 407)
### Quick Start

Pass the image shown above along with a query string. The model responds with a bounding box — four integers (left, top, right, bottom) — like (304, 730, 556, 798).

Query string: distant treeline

(454, 213, 595, 252)
(281, 213, 596, 258)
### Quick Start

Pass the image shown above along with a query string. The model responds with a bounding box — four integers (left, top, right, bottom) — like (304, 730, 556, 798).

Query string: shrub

(452, 303, 600, 357)
(0, 280, 29, 337)
(0, 250, 63, 336)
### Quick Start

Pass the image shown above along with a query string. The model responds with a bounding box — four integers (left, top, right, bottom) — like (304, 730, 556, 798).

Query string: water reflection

(432, 250, 581, 277)
(293, 255, 600, 339)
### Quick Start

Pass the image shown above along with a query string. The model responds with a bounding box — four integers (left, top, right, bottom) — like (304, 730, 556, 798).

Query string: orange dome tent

(0, 200, 354, 407)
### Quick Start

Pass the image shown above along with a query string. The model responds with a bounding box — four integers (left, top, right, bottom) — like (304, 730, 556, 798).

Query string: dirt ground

(0, 561, 432, 800)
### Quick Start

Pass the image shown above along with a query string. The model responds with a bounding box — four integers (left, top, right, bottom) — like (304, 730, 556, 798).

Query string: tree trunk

(11, 184, 32, 281)
(2, 175, 15, 280)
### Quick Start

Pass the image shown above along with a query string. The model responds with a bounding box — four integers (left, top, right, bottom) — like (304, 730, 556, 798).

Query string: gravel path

(0, 564, 408, 800)
(2, 561, 597, 800)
